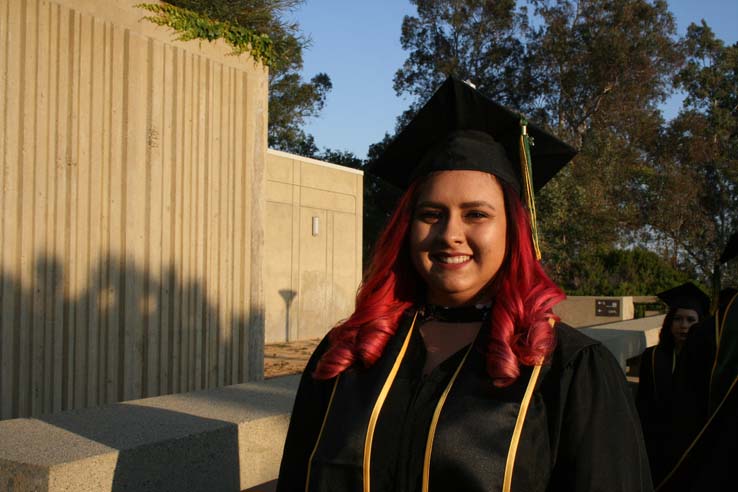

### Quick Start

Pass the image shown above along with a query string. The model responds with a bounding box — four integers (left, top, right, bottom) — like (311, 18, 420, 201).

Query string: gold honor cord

(503, 362, 543, 492)
(421, 343, 475, 492)
(708, 292, 738, 411)
(305, 374, 341, 492)
(502, 318, 553, 491)
(363, 311, 419, 492)
(519, 119, 541, 260)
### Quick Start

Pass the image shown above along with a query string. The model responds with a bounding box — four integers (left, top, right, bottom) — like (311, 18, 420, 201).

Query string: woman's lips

(431, 254, 472, 269)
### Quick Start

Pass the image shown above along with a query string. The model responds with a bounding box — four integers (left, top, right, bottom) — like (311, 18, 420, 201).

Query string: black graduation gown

(636, 345, 677, 483)
(666, 318, 715, 471)
(658, 291, 738, 492)
(277, 311, 652, 492)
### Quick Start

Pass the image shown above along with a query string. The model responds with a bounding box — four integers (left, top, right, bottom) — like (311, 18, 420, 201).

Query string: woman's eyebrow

(460, 201, 496, 210)
(415, 201, 445, 208)
(415, 200, 497, 210)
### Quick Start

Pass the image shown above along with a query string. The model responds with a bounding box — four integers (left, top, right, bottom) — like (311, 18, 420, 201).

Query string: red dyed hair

(314, 174, 565, 387)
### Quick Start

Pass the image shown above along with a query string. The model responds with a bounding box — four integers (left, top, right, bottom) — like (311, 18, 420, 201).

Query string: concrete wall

(0, 0, 268, 420)
(264, 150, 363, 343)
(554, 296, 636, 328)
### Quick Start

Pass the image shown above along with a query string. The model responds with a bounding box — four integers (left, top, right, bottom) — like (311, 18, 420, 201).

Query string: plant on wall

(136, 3, 278, 66)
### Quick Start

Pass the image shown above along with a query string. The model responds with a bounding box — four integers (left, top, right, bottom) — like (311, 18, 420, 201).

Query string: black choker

(422, 303, 490, 322)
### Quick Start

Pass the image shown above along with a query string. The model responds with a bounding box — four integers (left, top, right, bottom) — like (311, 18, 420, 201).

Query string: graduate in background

(658, 233, 738, 491)
(277, 77, 651, 492)
(636, 282, 710, 484)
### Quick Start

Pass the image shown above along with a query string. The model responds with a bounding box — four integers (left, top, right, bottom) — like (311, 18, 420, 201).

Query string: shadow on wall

(0, 252, 264, 420)
(278, 289, 297, 342)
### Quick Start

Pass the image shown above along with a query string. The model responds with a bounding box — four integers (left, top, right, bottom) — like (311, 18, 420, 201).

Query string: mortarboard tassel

(519, 118, 542, 260)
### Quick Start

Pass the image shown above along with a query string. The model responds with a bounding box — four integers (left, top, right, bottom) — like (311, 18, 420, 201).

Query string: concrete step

(0, 375, 300, 492)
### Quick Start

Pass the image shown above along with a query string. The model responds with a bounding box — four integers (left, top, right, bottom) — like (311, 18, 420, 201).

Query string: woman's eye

(466, 211, 488, 220)
(416, 210, 442, 222)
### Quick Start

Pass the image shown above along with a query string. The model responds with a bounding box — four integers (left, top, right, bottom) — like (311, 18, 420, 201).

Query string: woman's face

(671, 308, 700, 346)
(409, 170, 507, 307)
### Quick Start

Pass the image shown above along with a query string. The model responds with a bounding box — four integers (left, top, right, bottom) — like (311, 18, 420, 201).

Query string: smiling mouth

(432, 254, 472, 264)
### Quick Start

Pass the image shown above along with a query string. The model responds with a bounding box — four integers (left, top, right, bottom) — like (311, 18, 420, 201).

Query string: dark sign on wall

(595, 299, 621, 317)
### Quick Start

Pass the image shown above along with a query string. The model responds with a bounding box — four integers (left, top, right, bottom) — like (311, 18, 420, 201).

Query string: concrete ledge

(579, 315, 664, 370)
(0, 375, 300, 492)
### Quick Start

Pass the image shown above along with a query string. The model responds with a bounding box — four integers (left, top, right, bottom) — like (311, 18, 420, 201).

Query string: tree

(524, 0, 681, 286)
(526, 0, 679, 144)
(643, 22, 738, 287)
(393, 0, 528, 127)
(159, 1, 332, 153)
(563, 247, 693, 296)
(363, 137, 405, 263)
(388, 0, 682, 288)
(269, 72, 332, 153)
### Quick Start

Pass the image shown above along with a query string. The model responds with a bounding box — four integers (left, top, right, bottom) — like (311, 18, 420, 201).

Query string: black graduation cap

(367, 76, 577, 195)
(719, 232, 738, 263)
(657, 282, 710, 318)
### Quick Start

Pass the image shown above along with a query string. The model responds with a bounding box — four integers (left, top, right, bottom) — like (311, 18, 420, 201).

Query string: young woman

(636, 282, 709, 485)
(277, 77, 651, 492)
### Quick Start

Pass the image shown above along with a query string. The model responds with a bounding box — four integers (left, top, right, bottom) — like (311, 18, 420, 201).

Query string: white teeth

(437, 255, 470, 264)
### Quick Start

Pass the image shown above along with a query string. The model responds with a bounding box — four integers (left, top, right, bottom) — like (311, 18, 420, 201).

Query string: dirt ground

(263, 338, 321, 378)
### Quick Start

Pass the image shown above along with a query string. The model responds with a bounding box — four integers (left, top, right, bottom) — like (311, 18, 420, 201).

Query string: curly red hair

(314, 174, 565, 387)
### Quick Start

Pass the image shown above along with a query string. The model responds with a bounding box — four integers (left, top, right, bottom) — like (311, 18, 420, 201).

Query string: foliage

(641, 22, 738, 286)
(562, 247, 693, 296)
(144, 0, 304, 69)
(386, 0, 683, 290)
(525, 0, 681, 283)
(138, 1, 332, 153)
(526, 0, 680, 144)
(393, 0, 528, 124)
(538, 125, 653, 283)
(269, 72, 332, 153)
(136, 3, 277, 66)
(363, 137, 405, 264)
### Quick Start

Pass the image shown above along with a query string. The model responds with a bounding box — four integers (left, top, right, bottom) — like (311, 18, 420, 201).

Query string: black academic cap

(720, 232, 738, 263)
(657, 282, 710, 318)
(367, 76, 577, 194)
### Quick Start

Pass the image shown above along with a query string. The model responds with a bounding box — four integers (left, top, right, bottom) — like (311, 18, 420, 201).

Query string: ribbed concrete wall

(0, 0, 268, 420)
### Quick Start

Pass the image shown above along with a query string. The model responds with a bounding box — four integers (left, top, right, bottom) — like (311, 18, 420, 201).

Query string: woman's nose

(439, 215, 464, 244)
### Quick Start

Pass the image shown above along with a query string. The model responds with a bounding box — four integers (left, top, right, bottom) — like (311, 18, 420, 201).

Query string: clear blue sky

(289, 1, 738, 160)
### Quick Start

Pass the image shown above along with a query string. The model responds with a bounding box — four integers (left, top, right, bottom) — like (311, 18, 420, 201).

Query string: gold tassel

(519, 118, 541, 260)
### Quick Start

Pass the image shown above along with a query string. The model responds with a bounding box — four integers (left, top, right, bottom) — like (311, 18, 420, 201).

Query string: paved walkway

(264, 338, 321, 379)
